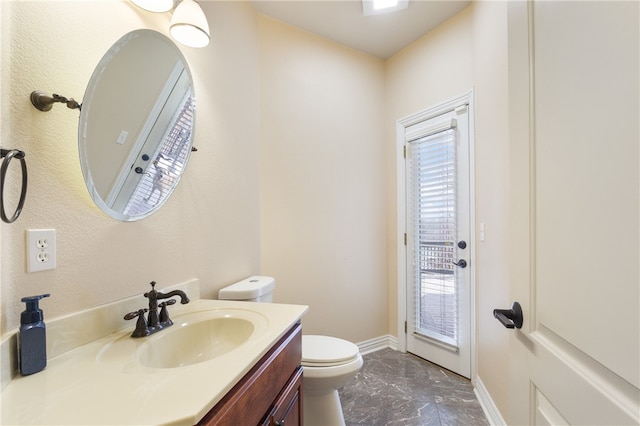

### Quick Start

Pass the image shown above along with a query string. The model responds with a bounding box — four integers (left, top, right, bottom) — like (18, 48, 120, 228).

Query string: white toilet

(219, 276, 363, 426)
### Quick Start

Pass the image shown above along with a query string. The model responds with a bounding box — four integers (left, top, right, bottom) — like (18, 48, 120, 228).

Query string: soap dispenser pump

(19, 294, 50, 376)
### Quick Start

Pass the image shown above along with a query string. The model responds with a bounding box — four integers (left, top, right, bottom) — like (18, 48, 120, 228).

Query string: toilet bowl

(302, 335, 363, 426)
(218, 276, 363, 426)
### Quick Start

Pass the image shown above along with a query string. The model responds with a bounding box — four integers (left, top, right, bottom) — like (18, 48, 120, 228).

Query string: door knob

(493, 302, 523, 329)
(451, 259, 467, 268)
(458, 240, 467, 249)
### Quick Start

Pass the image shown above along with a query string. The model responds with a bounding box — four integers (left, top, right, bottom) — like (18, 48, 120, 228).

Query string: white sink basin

(97, 308, 269, 370)
(139, 316, 255, 368)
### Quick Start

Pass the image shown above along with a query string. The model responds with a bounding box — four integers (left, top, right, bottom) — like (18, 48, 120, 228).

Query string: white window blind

(124, 92, 194, 216)
(407, 125, 458, 348)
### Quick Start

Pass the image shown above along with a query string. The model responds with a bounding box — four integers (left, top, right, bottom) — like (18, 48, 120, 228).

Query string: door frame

(396, 90, 477, 381)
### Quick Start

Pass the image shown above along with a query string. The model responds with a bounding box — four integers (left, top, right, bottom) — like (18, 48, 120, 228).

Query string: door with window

(402, 97, 472, 378)
(506, 2, 639, 424)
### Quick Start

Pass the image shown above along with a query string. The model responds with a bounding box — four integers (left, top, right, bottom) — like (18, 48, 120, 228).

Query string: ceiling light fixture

(170, 0, 210, 48)
(374, 0, 399, 10)
(129, 0, 210, 48)
(130, 0, 174, 13)
(362, 0, 408, 16)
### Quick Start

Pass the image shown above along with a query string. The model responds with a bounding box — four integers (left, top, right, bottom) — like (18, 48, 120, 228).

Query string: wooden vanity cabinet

(197, 322, 303, 426)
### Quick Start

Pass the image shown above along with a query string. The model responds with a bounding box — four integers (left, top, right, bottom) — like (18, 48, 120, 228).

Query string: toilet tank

(218, 276, 275, 302)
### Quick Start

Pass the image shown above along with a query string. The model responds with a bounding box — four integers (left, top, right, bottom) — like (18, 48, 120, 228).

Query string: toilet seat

(302, 335, 360, 367)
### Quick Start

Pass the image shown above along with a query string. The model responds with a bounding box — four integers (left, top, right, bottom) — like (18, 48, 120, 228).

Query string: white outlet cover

(26, 229, 56, 272)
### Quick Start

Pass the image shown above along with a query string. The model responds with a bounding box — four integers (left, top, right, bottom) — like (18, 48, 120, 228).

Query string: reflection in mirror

(79, 29, 195, 221)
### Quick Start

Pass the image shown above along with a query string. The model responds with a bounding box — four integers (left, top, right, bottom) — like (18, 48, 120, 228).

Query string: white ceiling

(250, 0, 471, 59)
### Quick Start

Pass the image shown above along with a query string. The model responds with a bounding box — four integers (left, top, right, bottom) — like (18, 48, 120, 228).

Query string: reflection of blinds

(124, 93, 195, 216)
(407, 126, 458, 348)
(159, 95, 194, 168)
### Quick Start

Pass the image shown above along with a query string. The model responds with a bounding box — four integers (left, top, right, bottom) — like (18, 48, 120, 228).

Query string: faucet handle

(159, 299, 176, 324)
(124, 308, 148, 321)
(124, 308, 150, 338)
(144, 281, 158, 300)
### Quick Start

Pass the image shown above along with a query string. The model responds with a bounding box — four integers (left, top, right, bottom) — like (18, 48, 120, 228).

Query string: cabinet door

(264, 367, 303, 426)
(198, 323, 302, 426)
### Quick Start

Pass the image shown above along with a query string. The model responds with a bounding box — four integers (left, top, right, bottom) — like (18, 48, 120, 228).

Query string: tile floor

(339, 349, 489, 426)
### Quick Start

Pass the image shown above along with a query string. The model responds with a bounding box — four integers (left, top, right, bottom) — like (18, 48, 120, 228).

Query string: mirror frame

(78, 29, 195, 221)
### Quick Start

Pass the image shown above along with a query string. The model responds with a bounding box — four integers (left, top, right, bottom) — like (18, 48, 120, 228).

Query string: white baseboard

(356, 334, 398, 355)
(474, 375, 507, 426)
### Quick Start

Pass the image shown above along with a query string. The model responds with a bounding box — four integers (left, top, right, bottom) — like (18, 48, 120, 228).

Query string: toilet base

(303, 389, 345, 426)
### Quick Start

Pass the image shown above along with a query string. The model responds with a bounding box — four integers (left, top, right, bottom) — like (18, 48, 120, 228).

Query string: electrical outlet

(26, 229, 56, 272)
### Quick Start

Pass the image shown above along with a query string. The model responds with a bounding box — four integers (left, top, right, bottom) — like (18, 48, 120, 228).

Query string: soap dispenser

(18, 294, 50, 376)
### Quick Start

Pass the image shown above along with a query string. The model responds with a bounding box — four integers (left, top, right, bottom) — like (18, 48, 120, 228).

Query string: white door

(506, 1, 639, 424)
(401, 96, 472, 378)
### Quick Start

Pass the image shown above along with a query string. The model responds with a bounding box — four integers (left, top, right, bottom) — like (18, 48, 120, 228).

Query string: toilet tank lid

(219, 276, 275, 300)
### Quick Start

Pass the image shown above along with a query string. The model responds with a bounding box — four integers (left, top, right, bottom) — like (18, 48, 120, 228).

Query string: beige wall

(0, 1, 262, 335)
(385, 1, 510, 417)
(470, 1, 510, 415)
(258, 16, 388, 342)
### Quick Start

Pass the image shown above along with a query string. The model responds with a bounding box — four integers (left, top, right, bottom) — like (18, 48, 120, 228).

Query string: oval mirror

(79, 29, 195, 221)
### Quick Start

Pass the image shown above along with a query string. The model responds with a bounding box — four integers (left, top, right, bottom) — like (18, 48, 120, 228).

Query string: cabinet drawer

(263, 366, 303, 426)
(198, 322, 302, 425)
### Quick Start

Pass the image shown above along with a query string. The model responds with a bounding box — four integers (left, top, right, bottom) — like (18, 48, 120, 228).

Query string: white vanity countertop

(0, 298, 308, 425)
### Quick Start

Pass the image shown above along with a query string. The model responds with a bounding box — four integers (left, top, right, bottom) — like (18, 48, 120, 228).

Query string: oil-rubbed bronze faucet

(124, 281, 190, 338)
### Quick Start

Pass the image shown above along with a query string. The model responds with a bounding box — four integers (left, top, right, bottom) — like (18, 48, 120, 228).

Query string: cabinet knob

(268, 416, 284, 426)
